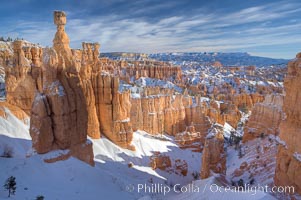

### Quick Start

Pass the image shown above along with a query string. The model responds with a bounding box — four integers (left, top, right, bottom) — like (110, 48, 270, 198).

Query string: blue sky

(0, 0, 300, 58)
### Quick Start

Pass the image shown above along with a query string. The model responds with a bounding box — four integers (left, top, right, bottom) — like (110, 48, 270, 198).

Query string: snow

(134, 77, 183, 93)
(206, 128, 219, 139)
(275, 136, 287, 148)
(0, 111, 203, 200)
(0, 157, 134, 200)
(293, 152, 301, 162)
(41, 149, 70, 160)
(0, 106, 287, 200)
(131, 93, 141, 98)
(92, 130, 177, 162)
(166, 176, 276, 200)
(44, 80, 66, 97)
(223, 122, 236, 139)
(200, 97, 210, 102)
(0, 108, 31, 158)
(226, 136, 279, 189)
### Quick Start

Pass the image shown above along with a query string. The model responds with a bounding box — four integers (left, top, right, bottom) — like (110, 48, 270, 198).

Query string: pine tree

(4, 176, 16, 197)
(36, 195, 44, 200)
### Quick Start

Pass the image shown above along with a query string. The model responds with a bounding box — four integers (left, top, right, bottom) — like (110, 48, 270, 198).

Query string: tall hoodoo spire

(53, 11, 73, 68)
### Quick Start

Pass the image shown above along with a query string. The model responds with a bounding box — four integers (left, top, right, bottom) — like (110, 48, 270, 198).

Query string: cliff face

(130, 93, 213, 151)
(92, 74, 134, 150)
(124, 60, 182, 81)
(243, 94, 283, 142)
(130, 93, 187, 136)
(275, 53, 301, 193)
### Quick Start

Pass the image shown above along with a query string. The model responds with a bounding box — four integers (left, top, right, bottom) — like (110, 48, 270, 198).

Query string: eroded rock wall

(243, 94, 283, 142)
(274, 53, 301, 193)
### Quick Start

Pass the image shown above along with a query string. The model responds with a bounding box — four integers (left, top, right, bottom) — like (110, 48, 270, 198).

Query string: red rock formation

(164, 95, 186, 135)
(149, 152, 172, 170)
(29, 11, 94, 166)
(130, 92, 215, 146)
(5, 41, 39, 114)
(243, 94, 283, 142)
(81, 79, 101, 139)
(200, 128, 226, 179)
(92, 74, 134, 150)
(79, 42, 101, 139)
(53, 11, 73, 67)
(231, 93, 264, 111)
(130, 93, 187, 136)
(124, 60, 182, 81)
(1, 11, 136, 152)
(275, 53, 301, 193)
(175, 124, 202, 152)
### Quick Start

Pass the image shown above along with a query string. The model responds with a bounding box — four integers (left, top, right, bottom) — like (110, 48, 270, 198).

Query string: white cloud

(1, 0, 300, 58)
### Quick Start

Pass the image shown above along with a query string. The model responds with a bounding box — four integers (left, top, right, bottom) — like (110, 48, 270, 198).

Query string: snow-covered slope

(166, 176, 276, 200)
(0, 108, 30, 158)
(0, 106, 201, 200)
(0, 106, 281, 200)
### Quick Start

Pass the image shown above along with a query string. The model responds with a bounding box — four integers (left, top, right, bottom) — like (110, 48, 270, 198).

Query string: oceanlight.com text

(125, 183, 295, 196)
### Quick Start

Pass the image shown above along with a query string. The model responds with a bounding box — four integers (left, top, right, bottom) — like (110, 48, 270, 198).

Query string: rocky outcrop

(185, 101, 212, 136)
(219, 102, 241, 128)
(53, 11, 73, 67)
(164, 95, 186, 135)
(243, 94, 283, 142)
(130, 94, 187, 136)
(125, 60, 182, 81)
(77, 42, 101, 139)
(30, 47, 94, 166)
(81, 79, 100, 139)
(29, 11, 94, 166)
(92, 74, 134, 150)
(175, 125, 202, 152)
(274, 53, 301, 193)
(232, 93, 264, 111)
(2, 11, 136, 153)
(149, 152, 172, 170)
(5, 41, 41, 114)
(200, 128, 226, 179)
(149, 153, 188, 176)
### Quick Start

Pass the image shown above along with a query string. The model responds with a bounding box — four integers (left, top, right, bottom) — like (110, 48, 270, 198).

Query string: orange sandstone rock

(274, 53, 301, 194)
(200, 128, 226, 179)
(243, 94, 283, 142)
(150, 152, 172, 170)
(29, 11, 94, 166)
